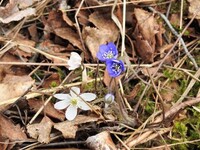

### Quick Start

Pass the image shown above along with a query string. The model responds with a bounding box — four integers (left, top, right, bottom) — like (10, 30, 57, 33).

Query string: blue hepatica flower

(97, 42, 118, 62)
(106, 59, 125, 77)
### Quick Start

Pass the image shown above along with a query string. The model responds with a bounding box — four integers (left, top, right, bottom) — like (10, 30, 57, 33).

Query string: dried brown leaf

(134, 34, 154, 62)
(0, 114, 27, 141)
(134, 8, 163, 62)
(18, 0, 34, 9)
(188, 0, 200, 19)
(83, 11, 119, 60)
(0, 1, 35, 24)
(28, 99, 65, 121)
(161, 81, 179, 102)
(0, 74, 34, 111)
(28, 23, 39, 42)
(54, 28, 83, 50)
(134, 8, 157, 45)
(8, 33, 36, 58)
(86, 131, 117, 150)
(54, 122, 78, 139)
(54, 115, 99, 139)
(103, 69, 122, 91)
(27, 116, 53, 143)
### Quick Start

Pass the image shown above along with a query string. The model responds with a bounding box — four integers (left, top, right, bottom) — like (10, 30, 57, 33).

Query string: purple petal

(107, 42, 118, 57)
(106, 59, 125, 77)
(96, 51, 105, 62)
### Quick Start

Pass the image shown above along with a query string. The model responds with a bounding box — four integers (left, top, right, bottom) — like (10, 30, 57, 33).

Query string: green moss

(50, 81, 58, 87)
(170, 0, 188, 14)
(144, 100, 155, 115)
(163, 69, 185, 81)
(173, 122, 188, 138)
(183, 30, 190, 36)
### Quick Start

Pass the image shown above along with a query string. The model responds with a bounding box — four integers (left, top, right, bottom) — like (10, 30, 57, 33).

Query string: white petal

(67, 52, 82, 70)
(54, 100, 70, 110)
(70, 87, 80, 97)
(71, 52, 82, 61)
(80, 93, 96, 101)
(65, 105, 78, 121)
(77, 101, 90, 110)
(54, 94, 71, 101)
(68, 64, 80, 70)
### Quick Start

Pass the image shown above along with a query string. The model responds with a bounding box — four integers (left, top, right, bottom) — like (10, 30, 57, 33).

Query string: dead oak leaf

(43, 10, 83, 52)
(83, 11, 119, 60)
(134, 8, 163, 62)
(134, 8, 157, 45)
(54, 122, 78, 139)
(134, 34, 154, 62)
(0, 74, 34, 111)
(0, 114, 27, 141)
(54, 28, 83, 50)
(27, 116, 53, 143)
(28, 98, 65, 121)
(54, 115, 99, 139)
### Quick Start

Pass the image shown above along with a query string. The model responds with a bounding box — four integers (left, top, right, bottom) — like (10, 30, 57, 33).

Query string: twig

(125, 97, 200, 147)
(121, 0, 126, 56)
(176, 68, 200, 103)
(0, 61, 153, 67)
(148, 7, 199, 70)
(74, 0, 87, 56)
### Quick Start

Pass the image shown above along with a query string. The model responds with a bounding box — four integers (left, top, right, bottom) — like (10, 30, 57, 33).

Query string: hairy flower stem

(114, 79, 137, 127)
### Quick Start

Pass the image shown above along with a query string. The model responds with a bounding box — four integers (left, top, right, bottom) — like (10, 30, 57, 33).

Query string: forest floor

(0, 0, 200, 149)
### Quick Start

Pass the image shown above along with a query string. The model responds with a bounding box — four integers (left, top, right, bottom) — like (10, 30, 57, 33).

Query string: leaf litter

(0, 0, 200, 149)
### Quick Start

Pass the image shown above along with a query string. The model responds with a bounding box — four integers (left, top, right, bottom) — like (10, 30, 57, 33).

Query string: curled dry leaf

(188, 0, 200, 19)
(54, 28, 83, 50)
(28, 23, 39, 42)
(134, 8, 164, 62)
(54, 122, 78, 139)
(28, 99, 65, 121)
(54, 115, 99, 139)
(0, 0, 35, 23)
(83, 11, 119, 60)
(0, 74, 34, 111)
(0, 114, 27, 141)
(27, 116, 53, 143)
(43, 10, 83, 51)
(86, 131, 116, 150)
(8, 33, 36, 58)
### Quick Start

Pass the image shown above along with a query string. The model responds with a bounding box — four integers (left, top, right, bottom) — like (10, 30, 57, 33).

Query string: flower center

(111, 63, 121, 74)
(70, 98, 78, 106)
(103, 51, 113, 59)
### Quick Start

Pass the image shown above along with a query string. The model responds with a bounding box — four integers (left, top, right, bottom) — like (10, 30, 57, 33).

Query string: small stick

(126, 97, 200, 147)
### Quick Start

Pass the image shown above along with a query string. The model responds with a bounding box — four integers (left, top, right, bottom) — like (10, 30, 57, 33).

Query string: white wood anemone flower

(67, 52, 82, 70)
(54, 87, 96, 121)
